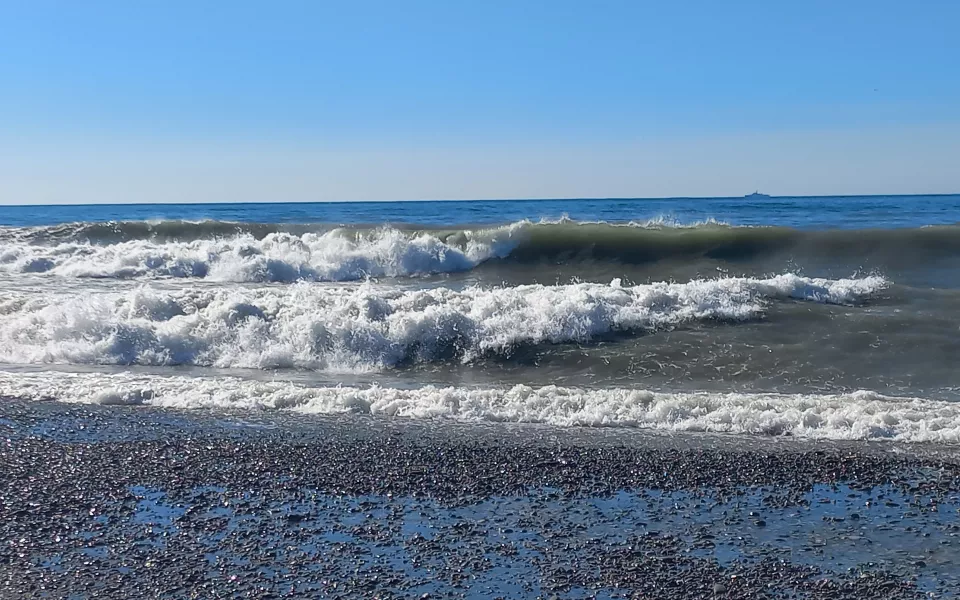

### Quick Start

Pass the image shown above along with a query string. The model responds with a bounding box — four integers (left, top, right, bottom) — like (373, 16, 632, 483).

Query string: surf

(1, 370, 955, 443)
(1, 218, 959, 282)
(0, 274, 887, 371)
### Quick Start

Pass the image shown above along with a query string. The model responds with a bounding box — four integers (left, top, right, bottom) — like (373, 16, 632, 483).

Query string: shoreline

(3, 400, 960, 598)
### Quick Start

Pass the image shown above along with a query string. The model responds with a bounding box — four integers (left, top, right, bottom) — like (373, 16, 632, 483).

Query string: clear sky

(1, 0, 958, 204)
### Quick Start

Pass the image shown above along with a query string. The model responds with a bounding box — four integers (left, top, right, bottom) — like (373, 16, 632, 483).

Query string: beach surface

(3, 400, 959, 599)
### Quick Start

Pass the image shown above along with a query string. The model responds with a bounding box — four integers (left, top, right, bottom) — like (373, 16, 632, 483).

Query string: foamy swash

(2, 218, 958, 282)
(2, 371, 955, 443)
(0, 274, 885, 370)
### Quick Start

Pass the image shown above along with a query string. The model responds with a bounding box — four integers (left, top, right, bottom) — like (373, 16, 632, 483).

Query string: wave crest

(0, 227, 519, 282)
(0, 218, 957, 282)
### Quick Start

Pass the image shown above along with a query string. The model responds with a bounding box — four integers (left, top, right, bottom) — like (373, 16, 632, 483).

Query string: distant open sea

(2, 194, 960, 443)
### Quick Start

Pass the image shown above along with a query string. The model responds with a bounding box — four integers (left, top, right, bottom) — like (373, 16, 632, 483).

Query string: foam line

(1, 371, 955, 442)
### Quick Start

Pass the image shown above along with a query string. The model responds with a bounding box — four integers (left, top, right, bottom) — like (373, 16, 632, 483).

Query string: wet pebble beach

(2, 400, 959, 599)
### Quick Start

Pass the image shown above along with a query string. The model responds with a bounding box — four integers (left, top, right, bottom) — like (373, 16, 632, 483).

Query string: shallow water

(28, 482, 960, 598)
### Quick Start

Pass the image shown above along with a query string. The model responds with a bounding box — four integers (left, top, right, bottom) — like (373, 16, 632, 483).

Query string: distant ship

(744, 191, 771, 199)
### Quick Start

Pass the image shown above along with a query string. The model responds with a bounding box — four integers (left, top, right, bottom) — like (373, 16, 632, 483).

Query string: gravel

(1, 399, 959, 599)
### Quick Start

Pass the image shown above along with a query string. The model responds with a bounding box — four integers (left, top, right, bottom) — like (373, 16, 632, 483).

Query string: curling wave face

(0, 274, 885, 371)
(1, 217, 958, 282)
(1, 370, 956, 442)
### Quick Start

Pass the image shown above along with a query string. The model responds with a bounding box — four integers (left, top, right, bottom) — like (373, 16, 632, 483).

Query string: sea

(2, 194, 960, 443)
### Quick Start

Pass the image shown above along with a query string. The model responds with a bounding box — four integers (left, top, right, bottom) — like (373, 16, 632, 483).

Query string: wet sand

(2, 400, 959, 599)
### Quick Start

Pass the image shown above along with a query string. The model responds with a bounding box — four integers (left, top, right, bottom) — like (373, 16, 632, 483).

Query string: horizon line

(2, 192, 959, 208)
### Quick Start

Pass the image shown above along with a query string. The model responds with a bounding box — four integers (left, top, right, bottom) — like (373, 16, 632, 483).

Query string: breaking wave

(1, 370, 956, 442)
(0, 226, 515, 282)
(0, 216, 726, 245)
(0, 274, 885, 371)
(0, 218, 956, 282)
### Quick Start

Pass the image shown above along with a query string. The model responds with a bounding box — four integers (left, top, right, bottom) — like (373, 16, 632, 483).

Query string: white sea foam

(0, 226, 521, 282)
(535, 214, 730, 228)
(0, 217, 736, 282)
(1, 370, 956, 443)
(0, 275, 886, 371)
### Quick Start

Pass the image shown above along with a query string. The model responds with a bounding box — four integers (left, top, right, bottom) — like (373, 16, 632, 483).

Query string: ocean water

(2, 194, 960, 443)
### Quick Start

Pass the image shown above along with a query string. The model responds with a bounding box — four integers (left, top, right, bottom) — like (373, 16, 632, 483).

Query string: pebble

(0, 399, 957, 599)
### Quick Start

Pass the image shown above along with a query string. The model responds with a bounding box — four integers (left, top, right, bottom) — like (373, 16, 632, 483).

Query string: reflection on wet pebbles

(2, 402, 959, 598)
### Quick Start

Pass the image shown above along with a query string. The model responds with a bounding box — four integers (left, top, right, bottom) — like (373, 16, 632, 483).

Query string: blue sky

(1, 0, 958, 203)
